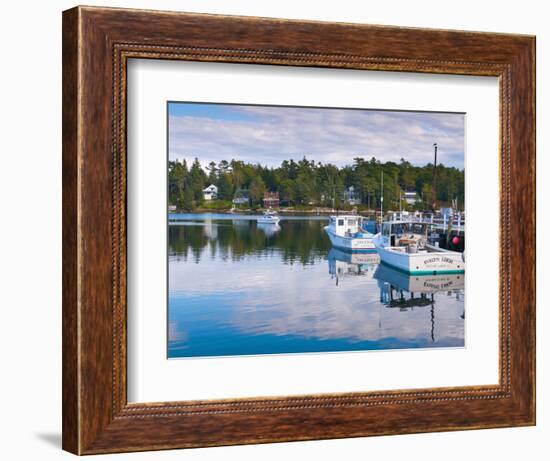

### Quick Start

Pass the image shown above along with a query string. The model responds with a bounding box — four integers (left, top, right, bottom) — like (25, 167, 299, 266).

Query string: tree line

(168, 156, 464, 211)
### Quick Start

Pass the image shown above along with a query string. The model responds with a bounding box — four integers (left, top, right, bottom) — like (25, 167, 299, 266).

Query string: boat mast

(432, 142, 438, 212)
(380, 171, 384, 223)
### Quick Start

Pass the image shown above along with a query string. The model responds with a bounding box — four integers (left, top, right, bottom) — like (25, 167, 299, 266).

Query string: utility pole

(432, 143, 438, 212)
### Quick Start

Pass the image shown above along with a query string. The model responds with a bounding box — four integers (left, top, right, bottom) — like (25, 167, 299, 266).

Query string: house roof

(263, 191, 279, 198)
(234, 188, 250, 197)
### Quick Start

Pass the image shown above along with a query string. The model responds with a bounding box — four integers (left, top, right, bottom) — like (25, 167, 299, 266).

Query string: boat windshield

(392, 222, 427, 236)
(333, 216, 365, 229)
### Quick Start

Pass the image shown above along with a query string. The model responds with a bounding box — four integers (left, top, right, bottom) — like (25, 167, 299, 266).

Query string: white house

(343, 186, 360, 206)
(232, 188, 250, 205)
(403, 190, 418, 205)
(203, 184, 218, 201)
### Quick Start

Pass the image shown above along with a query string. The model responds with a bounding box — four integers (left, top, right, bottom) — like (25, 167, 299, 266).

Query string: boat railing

(429, 214, 465, 233)
(389, 211, 465, 233)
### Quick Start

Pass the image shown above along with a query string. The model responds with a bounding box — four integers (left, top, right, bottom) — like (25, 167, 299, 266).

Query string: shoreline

(169, 208, 379, 217)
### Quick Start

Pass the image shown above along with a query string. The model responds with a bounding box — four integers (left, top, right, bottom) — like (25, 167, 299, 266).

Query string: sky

(168, 102, 465, 170)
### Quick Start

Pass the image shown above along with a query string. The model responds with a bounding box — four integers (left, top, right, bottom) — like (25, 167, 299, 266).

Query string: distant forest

(168, 157, 465, 211)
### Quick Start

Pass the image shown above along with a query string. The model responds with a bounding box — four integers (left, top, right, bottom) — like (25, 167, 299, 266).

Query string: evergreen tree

(250, 176, 266, 205)
(217, 173, 234, 201)
(206, 161, 217, 185)
(168, 154, 464, 211)
(189, 158, 206, 204)
(279, 179, 295, 206)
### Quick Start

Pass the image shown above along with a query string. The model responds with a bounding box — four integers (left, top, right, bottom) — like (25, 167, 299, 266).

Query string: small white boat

(257, 209, 280, 225)
(373, 220, 464, 274)
(324, 215, 376, 251)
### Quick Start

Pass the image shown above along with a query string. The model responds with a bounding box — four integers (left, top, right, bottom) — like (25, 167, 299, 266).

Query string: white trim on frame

(127, 59, 499, 403)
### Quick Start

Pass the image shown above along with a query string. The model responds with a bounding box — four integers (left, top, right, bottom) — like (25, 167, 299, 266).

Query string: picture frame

(62, 5, 535, 455)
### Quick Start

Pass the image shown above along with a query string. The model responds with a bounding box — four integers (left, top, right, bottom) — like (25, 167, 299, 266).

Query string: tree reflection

(168, 218, 332, 266)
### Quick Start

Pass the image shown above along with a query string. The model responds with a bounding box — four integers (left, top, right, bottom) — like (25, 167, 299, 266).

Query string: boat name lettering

(423, 256, 456, 265)
(423, 280, 454, 289)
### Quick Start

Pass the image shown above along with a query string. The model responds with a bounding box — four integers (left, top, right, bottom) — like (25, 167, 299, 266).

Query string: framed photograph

(62, 6, 535, 454)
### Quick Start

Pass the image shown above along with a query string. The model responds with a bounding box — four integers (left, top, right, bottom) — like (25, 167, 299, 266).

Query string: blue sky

(168, 102, 465, 169)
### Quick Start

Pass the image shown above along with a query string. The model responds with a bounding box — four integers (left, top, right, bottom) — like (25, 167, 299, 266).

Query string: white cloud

(169, 105, 465, 169)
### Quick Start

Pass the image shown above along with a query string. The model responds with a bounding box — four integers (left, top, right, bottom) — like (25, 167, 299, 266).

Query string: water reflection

(168, 214, 465, 358)
(257, 222, 281, 237)
(169, 215, 329, 266)
(375, 264, 464, 301)
(328, 248, 380, 285)
(374, 264, 465, 342)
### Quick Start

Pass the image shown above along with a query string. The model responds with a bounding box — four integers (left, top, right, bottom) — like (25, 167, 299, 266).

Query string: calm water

(168, 213, 465, 358)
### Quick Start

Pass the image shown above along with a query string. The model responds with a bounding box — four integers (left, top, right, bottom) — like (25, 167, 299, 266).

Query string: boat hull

(373, 234, 465, 274)
(257, 217, 280, 224)
(325, 227, 376, 251)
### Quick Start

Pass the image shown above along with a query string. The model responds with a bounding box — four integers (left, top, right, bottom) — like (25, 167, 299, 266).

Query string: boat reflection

(328, 248, 380, 286)
(374, 263, 465, 341)
(257, 222, 281, 237)
(375, 263, 464, 297)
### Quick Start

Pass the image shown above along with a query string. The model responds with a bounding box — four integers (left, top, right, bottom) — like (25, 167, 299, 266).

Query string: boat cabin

(329, 215, 368, 237)
(381, 221, 430, 250)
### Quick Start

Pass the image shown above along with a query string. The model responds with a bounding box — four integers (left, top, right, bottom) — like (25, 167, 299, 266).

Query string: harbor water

(168, 213, 465, 358)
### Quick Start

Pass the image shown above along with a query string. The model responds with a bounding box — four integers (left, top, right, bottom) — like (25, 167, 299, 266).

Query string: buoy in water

(452, 236, 460, 245)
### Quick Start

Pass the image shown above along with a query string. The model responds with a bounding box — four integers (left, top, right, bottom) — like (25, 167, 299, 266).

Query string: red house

(263, 191, 280, 208)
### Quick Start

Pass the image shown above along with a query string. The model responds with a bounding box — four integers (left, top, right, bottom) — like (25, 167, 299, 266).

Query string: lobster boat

(324, 215, 376, 251)
(373, 220, 464, 274)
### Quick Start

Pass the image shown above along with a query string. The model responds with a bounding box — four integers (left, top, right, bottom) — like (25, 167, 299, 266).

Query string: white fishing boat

(373, 220, 464, 274)
(324, 215, 376, 251)
(257, 209, 280, 225)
